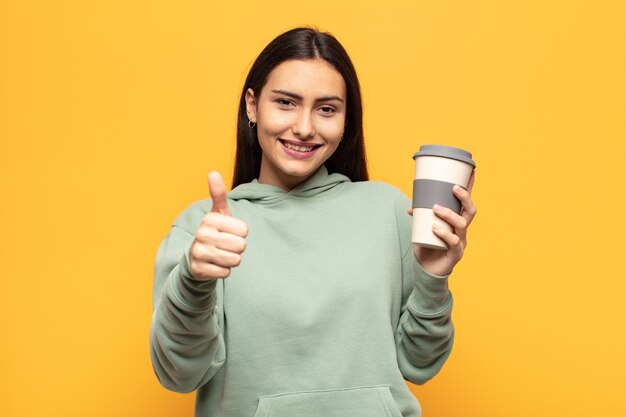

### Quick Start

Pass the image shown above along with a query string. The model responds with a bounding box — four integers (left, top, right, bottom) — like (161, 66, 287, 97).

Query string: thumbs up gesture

(189, 172, 249, 280)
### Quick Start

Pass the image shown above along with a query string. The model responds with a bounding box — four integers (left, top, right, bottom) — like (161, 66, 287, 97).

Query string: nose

(292, 110, 316, 139)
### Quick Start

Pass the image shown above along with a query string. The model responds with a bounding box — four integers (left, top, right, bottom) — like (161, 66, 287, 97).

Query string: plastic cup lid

(412, 144, 476, 167)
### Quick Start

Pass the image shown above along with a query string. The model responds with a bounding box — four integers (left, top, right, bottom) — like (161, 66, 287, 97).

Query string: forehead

(263, 59, 346, 98)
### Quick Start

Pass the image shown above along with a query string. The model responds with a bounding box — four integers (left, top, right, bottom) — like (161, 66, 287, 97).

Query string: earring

(248, 120, 256, 128)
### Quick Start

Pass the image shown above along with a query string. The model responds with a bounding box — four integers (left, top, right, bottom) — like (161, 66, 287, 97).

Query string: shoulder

(344, 180, 410, 205)
(171, 198, 211, 234)
(340, 181, 411, 227)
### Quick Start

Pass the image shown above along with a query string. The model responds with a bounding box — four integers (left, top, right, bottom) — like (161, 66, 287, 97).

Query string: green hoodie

(150, 166, 454, 417)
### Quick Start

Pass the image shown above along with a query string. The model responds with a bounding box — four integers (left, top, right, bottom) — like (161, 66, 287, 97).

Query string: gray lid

(413, 144, 476, 167)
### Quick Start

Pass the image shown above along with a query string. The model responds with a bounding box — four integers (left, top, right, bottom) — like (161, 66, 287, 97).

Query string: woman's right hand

(189, 171, 249, 280)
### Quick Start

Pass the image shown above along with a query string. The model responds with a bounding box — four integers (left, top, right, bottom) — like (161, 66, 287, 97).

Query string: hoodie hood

(228, 165, 350, 204)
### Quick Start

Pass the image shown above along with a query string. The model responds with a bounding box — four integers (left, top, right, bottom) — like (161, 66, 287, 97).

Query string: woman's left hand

(409, 170, 477, 276)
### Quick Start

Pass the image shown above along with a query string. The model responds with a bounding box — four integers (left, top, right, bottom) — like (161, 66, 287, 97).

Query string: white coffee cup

(412, 145, 476, 250)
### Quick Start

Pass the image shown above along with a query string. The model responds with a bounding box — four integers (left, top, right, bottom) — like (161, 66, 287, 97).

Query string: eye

(319, 105, 336, 115)
(276, 98, 294, 108)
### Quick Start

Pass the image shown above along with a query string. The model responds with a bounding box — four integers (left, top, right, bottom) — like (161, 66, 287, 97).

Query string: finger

(407, 207, 413, 216)
(453, 185, 477, 224)
(207, 247, 242, 268)
(195, 224, 247, 251)
(191, 243, 242, 268)
(208, 171, 231, 216)
(432, 223, 463, 254)
(202, 212, 249, 237)
(433, 204, 468, 233)
(215, 233, 247, 253)
(433, 204, 468, 244)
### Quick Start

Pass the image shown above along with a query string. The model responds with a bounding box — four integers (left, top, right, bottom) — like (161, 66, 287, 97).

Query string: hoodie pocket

(253, 385, 403, 417)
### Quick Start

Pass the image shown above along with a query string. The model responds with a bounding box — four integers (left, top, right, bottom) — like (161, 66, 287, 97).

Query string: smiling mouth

(279, 139, 322, 153)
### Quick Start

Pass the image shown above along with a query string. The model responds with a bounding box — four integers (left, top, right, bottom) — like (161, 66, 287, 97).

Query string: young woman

(150, 27, 476, 417)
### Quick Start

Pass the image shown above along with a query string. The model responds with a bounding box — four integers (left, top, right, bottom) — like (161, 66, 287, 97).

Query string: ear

(245, 88, 257, 122)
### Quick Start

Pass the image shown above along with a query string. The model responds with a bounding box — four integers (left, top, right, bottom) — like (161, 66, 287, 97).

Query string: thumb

(208, 171, 231, 216)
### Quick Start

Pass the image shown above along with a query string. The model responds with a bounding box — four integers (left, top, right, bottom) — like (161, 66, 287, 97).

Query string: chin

(281, 162, 320, 178)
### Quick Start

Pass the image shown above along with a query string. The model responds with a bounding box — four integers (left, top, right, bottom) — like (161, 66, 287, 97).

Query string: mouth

(279, 139, 322, 158)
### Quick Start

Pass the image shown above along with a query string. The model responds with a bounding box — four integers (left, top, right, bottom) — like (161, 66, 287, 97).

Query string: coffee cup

(412, 145, 476, 250)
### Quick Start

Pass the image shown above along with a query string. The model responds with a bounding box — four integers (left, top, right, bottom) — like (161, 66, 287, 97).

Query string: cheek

(317, 116, 345, 141)
(259, 108, 292, 134)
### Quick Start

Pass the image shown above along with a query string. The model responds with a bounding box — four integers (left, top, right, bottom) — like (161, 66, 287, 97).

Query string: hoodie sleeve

(393, 193, 455, 385)
(149, 201, 226, 393)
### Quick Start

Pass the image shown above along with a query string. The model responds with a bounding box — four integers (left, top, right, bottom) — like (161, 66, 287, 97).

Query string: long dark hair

(232, 27, 368, 188)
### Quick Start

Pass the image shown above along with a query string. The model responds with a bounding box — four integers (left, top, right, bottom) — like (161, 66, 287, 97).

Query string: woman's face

(245, 59, 347, 190)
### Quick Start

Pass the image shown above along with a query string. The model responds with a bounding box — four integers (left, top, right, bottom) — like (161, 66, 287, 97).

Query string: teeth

(284, 142, 314, 152)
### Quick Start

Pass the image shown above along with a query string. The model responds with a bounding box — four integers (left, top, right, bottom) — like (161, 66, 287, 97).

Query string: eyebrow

(271, 89, 344, 103)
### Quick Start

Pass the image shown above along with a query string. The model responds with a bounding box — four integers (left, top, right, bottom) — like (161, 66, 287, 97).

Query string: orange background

(1, 1, 625, 416)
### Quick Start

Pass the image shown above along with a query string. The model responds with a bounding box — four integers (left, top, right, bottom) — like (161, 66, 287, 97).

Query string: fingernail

(433, 204, 442, 212)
